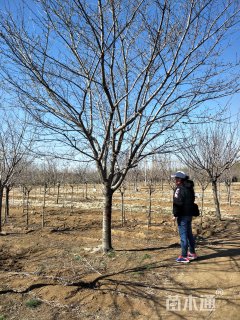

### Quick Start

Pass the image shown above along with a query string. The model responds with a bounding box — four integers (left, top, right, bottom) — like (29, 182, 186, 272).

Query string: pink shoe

(188, 252, 198, 260)
(176, 256, 190, 263)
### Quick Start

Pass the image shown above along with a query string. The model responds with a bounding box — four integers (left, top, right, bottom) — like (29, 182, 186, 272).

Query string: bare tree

(126, 167, 141, 192)
(22, 184, 33, 229)
(0, 0, 239, 250)
(146, 179, 155, 228)
(222, 166, 238, 206)
(154, 154, 175, 190)
(177, 119, 240, 219)
(193, 170, 209, 215)
(119, 183, 126, 227)
(4, 181, 13, 223)
(0, 111, 35, 231)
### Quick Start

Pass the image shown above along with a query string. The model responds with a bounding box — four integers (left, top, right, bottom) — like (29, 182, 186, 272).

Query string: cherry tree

(0, 0, 239, 249)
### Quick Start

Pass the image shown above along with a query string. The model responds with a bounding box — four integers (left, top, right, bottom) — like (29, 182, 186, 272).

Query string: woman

(172, 171, 198, 263)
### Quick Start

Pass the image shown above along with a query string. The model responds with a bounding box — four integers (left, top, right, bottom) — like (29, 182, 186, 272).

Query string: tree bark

(201, 188, 204, 214)
(26, 190, 30, 229)
(0, 186, 3, 232)
(42, 183, 47, 228)
(120, 191, 125, 227)
(211, 180, 221, 220)
(85, 182, 88, 199)
(148, 188, 152, 228)
(226, 183, 232, 206)
(56, 182, 60, 204)
(102, 186, 113, 252)
(5, 186, 10, 223)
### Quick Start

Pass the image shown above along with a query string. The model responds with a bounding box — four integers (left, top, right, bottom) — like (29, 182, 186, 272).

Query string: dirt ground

(0, 184, 239, 320)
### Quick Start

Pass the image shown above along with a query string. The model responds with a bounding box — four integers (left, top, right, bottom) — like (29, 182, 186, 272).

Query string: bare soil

(0, 184, 239, 320)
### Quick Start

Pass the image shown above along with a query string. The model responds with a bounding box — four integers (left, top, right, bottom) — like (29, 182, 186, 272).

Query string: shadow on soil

(0, 219, 239, 319)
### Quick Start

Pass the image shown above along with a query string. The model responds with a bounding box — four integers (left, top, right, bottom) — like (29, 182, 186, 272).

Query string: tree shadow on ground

(78, 251, 240, 320)
(115, 242, 179, 252)
(1, 244, 239, 320)
(194, 247, 240, 262)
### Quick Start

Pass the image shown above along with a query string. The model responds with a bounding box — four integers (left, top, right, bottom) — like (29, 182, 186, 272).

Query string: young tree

(119, 183, 126, 227)
(146, 179, 155, 228)
(222, 166, 238, 206)
(0, 0, 239, 250)
(125, 167, 141, 192)
(193, 170, 209, 215)
(177, 119, 240, 219)
(0, 111, 35, 231)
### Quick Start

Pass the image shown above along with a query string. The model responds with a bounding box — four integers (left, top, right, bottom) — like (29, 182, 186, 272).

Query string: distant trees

(192, 170, 209, 215)
(0, 111, 35, 230)
(222, 165, 239, 206)
(177, 119, 240, 219)
(0, 0, 240, 250)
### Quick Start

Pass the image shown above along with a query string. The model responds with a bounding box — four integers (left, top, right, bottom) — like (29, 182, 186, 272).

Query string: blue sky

(0, 0, 239, 117)
(0, 0, 239, 171)
(221, 29, 240, 116)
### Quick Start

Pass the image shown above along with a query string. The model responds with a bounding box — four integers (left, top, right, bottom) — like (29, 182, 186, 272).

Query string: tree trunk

(26, 190, 30, 229)
(134, 178, 138, 192)
(5, 186, 10, 223)
(211, 180, 221, 220)
(71, 185, 74, 213)
(200, 187, 205, 227)
(42, 184, 47, 228)
(85, 182, 88, 199)
(56, 183, 60, 204)
(201, 188, 204, 214)
(0, 186, 3, 232)
(102, 186, 113, 252)
(120, 191, 125, 227)
(226, 183, 232, 206)
(148, 188, 152, 228)
(12, 187, 15, 206)
(22, 187, 26, 216)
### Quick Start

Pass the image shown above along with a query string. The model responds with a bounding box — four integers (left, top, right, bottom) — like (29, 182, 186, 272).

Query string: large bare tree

(0, 0, 239, 250)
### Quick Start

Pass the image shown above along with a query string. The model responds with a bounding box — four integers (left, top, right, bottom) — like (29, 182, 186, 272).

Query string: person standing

(172, 171, 198, 263)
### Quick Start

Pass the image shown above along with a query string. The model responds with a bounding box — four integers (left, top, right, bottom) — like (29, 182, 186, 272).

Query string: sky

(0, 0, 239, 171)
(218, 30, 240, 117)
(0, 0, 239, 114)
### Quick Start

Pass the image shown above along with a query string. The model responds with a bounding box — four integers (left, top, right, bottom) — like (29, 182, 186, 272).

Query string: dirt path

(0, 211, 239, 320)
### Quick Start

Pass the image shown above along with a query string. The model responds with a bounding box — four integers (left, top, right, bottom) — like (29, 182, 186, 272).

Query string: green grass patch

(74, 255, 82, 261)
(25, 299, 42, 309)
(107, 250, 116, 258)
(142, 253, 151, 260)
(144, 263, 154, 270)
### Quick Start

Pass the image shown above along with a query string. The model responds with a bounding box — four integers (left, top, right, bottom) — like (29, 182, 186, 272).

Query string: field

(0, 182, 239, 320)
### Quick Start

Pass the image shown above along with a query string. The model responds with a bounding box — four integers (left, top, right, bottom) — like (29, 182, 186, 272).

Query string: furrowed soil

(0, 183, 239, 320)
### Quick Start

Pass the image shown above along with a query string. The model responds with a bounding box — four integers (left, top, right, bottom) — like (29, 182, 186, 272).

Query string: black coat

(172, 180, 195, 217)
